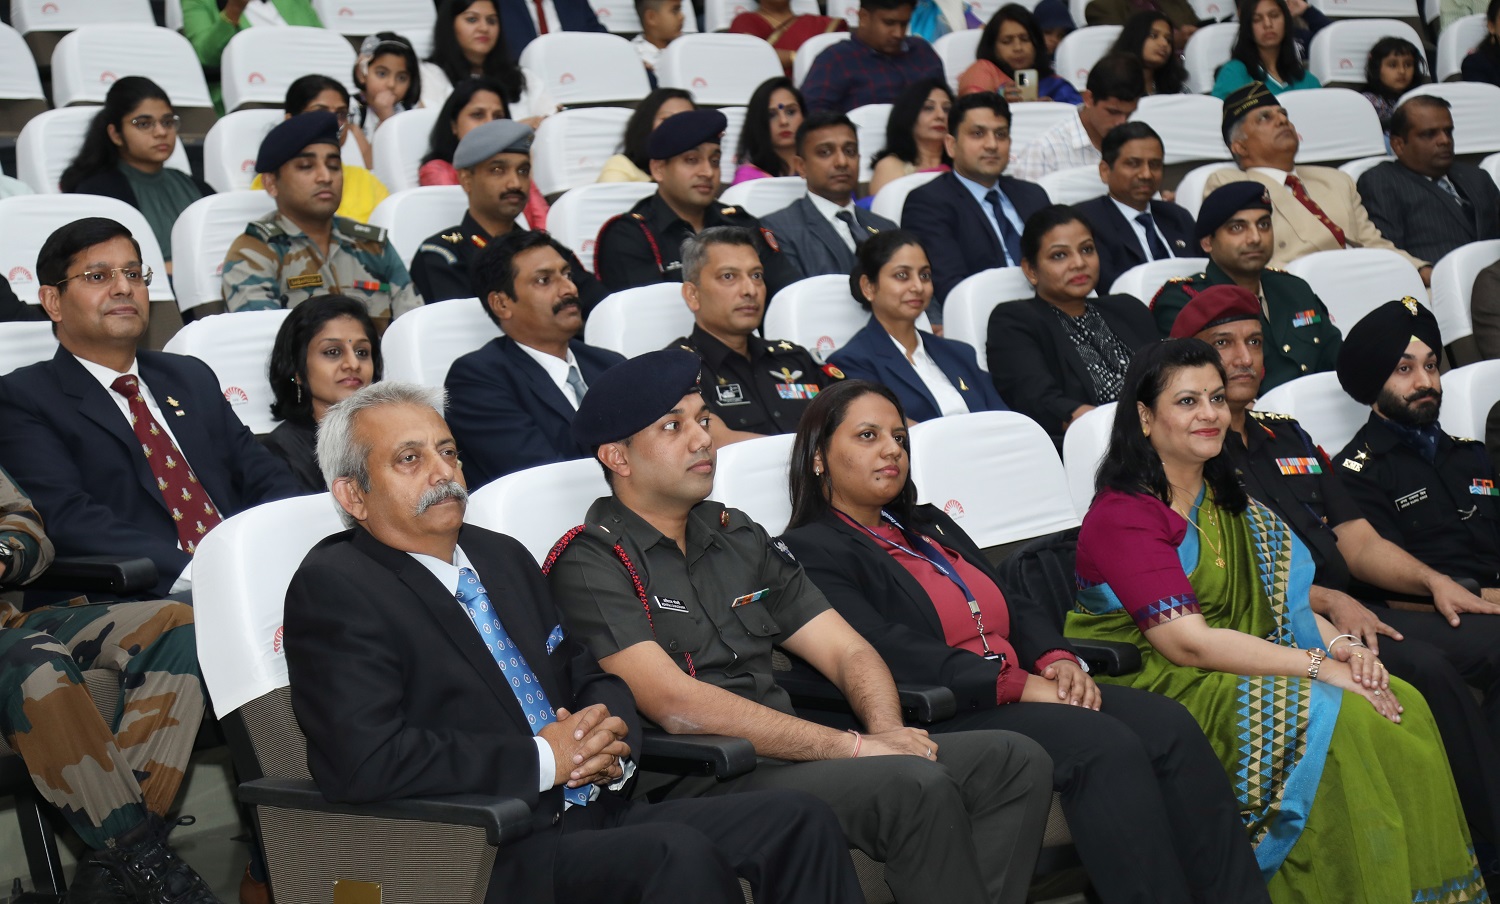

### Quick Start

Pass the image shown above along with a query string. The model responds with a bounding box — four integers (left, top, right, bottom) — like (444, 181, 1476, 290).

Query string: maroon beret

(1168, 284, 1261, 339)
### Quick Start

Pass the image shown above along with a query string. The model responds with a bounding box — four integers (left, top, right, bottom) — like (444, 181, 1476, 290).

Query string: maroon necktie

(110, 375, 223, 554)
(1284, 174, 1347, 248)
(534, 0, 550, 33)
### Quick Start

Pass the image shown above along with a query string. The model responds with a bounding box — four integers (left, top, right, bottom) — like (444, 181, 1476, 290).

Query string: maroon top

(1075, 489, 1203, 633)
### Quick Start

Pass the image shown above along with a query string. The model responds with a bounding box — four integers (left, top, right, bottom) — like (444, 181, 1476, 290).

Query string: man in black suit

(284, 381, 862, 904)
(1075, 121, 1195, 294)
(1358, 95, 1500, 268)
(0, 218, 301, 599)
(762, 112, 898, 279)
(901, 92, 1049, 322)
(446, 230, 626, 488)
(500, 0, 605, 59)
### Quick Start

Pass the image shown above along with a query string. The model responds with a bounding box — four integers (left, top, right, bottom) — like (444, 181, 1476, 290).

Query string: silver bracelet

(1328, 633, 1361, 651)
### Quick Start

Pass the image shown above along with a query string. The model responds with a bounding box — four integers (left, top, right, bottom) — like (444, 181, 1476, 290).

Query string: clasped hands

(541, 704, 631, 789)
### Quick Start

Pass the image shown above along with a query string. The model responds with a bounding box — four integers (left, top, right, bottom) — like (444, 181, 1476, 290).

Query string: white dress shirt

(1250, 165, 1295, 185)
(807, 191, 860, 252)
(515, 343, 585, 408)
(523, 0, 564, 35)
(891, 333, 970, 417)
(953, 171, 1025, 265)
(1109, 196, 1176, 263)
(1010, 111, 1100, 184)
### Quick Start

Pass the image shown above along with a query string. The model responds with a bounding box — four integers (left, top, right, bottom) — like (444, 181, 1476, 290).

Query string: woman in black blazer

(986, 204, 1158, 446)
(779, 380, 1267, 904)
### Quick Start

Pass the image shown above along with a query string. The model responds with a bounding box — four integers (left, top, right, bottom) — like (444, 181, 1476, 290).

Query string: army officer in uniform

(222, 112, 420, 327)
(593, 109, 799, 300)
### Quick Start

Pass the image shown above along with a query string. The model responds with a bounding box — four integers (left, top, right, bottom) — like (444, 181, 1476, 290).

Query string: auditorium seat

(933, 29, 983, 91)
(1429, 238, 1500, 348)
(1307, 0, 1419, 20)
(169, 190, 278, 313)
(719, 176, 808, 218)
(17, 106, 192, 194)
(1306, 19, 1426, 87)
(0, 321, 59, 376)
(1277, 87, 1387, 162)
(1061, 402, 1116, 518)
(519, 32, 653, 108)
(380, 296, 502, 388)
(1053, 26, 1122, 93)
(1437, 360, 1500, 443)
(1183, 23, 1237, 95)
(1255, 371, 1369, 453)
(765, 274, 932, 362)
(848, 103, 892, 183)
(656, 33, 783, 106)
(367, 185, 475, 268)
(1338, 154, 1393, 181)
(583, 283, 695, 357)
(220, 26, 358, 113)
(0, 23, 46, 137)
(465, 458, 608, 564)
(870, 170, 941, 225)
(1284, 247, 1426, 335)
(531, 106, 636, 197)
(1487, 153, 1500, 192)
(1400, 83, 1500, 155)
(312, 0, 438, 57)
(707, 433, 797, 535)
(203, 109, 364, 194)
(1172, 162, 1237, 217)
(50, 25, 215, 137)
(0, 195, 172, 306)
(11, 0, 154, 62)
(544, 182, 658, 275)
(720, 105, 749, 183)
(1038, 164, 1106, 204)
(1008, 101, 1082, 152)
(1109, 257, 1210, 304)
(942, 266, 1034, 370)
(1436, 14, 1487, 82)
(370, 106, 441, 193)
(1129, 94, 1229, 164)
(792, 32, 849, 88)
(162, 310, 290, 435)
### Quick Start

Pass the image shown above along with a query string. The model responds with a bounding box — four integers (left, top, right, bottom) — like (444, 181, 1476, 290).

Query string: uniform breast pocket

(731, 599, 781, 638)
(1397, 490, 1448, 532)
(650, 602, 707, 658)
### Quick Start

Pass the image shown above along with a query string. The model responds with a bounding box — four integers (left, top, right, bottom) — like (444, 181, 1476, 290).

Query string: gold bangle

(1305, 647, 1326, 680)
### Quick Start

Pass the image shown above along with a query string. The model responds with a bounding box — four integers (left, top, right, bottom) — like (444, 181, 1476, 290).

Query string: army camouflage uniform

(221, 211, 421, 324)
(0, 466, 204, 851)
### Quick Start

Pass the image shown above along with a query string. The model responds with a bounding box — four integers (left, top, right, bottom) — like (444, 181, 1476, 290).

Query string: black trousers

(542, 788, 863, 904)
(934, 685, 1269, 904)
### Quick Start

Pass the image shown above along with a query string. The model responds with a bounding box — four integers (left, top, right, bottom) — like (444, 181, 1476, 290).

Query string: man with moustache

(410, 120, 607, 311)
(284, 382, 864, 904)
(445, 230, 626, 487)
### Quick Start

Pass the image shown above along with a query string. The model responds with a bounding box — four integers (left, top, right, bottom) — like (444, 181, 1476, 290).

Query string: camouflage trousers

(0, 599, 204, 851)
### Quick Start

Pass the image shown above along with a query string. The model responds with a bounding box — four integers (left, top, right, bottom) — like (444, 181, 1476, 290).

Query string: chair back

(465, 458, 609, 564)
(942, 267, 1034, 370)
(584, 284, 695, 357)
(657, 33, 783, 106)
(1338, 154, 1392, 182)
(871, 170, 941, 225)
(1008, 102, 1080, 150)
(0, 195, 173, 305)
(1061, 402, 1116, 519)
(1284, 248, 1426, 336)
(1400, 83, 1500, 155)
(589, 0, 702, 35)
(50, 25, 212, 114)
(170, 191, 279, 312)
(934, 29, 983, 92)
(1279, 87, 1387, 162)
(765, 274, 931, 362)
(703, 0, 821, 31)
(720, 177, 808, 218)
(1485, 153, 1500, 188)
(203, 109, 285, 194)
(220, 26, 357, 112)
(0, 22, 44, 104)
(368, 186, 472, 268)
(311, 0, 438, 56)
(0, 321, 58, 376)
(1256, 372, 1370, 453)
(18, 106, 191, 194)
(792, 32, 850, 88)
(162, 310, 290, 435)
(1129, 94, 1229, 164)
(1173, 162, 1238, 218)
(531, 107, 636, 197)
(546, 182, 659, 275)
(709, 433, 797, 536)
(1307, 19, 1426, 86)
(520, 32, 654, 107)
(372, 107, 442, 193)
(12, 0, 152, 33)
(718, 105, 749, 183)
(1430, 239, 1500, 346)
(381, 299, 503, 388)
(847, 103, 892, 183)
(1438, 360, 1500, 442)
(1306, 0, 1417, 15)
(1037, 165, 1106, 204)
(1437, 15, 1488, 82)
(1108, 256, 1210, 305)
(1053, 26, 1122, 92)
(1183, 23, 1237, 95)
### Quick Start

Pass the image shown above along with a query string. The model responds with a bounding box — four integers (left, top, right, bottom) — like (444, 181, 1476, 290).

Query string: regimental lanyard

(847, 510, 1001, 661)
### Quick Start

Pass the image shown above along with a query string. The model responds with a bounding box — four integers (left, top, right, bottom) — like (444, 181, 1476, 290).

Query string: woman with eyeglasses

(60, 77, 214, 275)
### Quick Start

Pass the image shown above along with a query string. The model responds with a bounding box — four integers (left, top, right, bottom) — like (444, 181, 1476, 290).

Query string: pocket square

(545, 624, 566, 654)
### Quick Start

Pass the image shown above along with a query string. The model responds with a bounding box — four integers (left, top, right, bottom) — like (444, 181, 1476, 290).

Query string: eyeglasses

(128, 115, 182, 133)
(55, 266, 154, 288)
(308, 108, 351, 125)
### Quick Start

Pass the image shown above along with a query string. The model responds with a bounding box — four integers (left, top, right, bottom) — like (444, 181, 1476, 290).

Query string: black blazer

(828, 317, 1008, 422)
(1357, 161, 1500, 266)
(900, 171, 1050, 308)
(985, 295, 1158, 444)
(759, 196, 898, 279)
(780, 506, 1075, 713)
(445, 335, 626, 488)
(1074, 195, 1196, 295)
(0, 348, 302, 598)
(500, 0, 605, 58)
(285, 524, 641, 904)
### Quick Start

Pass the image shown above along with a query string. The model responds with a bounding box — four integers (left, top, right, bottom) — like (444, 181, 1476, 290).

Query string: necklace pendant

(1216, 557, 1226, 568)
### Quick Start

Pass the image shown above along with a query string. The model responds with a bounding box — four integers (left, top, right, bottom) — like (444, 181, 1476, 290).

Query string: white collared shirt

(1109, 196, 1176, 262)
(515, 343, 585, 409)
(631, 34, 664, 70)
(807, 191, 860, 252)
(953, 170, 1025, 265)
(1250, 166, 1295, 186)
(523, 0, 564, 35)
(1009, 111, 1100, 183)
(890, 333, 970, 417)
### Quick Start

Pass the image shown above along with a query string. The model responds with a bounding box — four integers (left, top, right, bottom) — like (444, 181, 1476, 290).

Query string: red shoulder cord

(592, 216, 665, 281)
(543, 525, 695, 677)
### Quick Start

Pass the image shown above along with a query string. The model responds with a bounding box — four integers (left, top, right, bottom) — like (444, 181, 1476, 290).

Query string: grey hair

(1226, 118, 1247, 166)
(317, 381, 447, 528)
(681, 225, 759, 285)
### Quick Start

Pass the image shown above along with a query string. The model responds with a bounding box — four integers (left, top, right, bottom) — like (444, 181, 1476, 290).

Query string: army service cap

(453, 120, 535, 169)
(256, 111, 342, 174)
(573, 349, 704, 447)
(1335, 298, 1444, 405)
(1170, 284, 1261, 339)
(648, 110, 729, 161)
(1221, 81, 1280, 146)
(1196, 182, 1273, 241)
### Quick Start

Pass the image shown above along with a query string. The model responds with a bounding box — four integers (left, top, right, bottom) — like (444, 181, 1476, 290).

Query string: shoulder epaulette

(1338, 445, 1373, 473)
(440, 231, 464, 244)
(1265, 266, 1288, 274)
(720, 206, 740, 216)
(245, 215, 286, 241)
(340, 218, 388, 243)
(1247, 409, 1294, 421)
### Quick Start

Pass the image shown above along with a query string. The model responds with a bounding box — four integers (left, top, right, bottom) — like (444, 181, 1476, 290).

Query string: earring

(814, 466, 823, 476)
(295, 380, 302, 404)
(1141, 426, 1150, 437)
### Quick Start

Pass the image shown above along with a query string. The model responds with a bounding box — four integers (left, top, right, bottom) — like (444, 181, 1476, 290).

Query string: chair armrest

(238, 778, 534, 847)
(28, 555, 159, 595)
(777, 673, 957, 724)
(640, 728, 756, 780)
(1072, 640, 1141, 676)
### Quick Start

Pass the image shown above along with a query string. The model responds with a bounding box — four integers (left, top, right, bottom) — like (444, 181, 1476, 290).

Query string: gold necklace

(1187, 501, 1227, 569)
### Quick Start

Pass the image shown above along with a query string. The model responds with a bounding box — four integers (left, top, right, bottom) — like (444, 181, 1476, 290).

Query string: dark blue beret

(572, 349, 703, 447)
(648, 109, 728, 161)
(1336, 298, 1444, 405)
(256, 111, 342, 174)
(1195, 182, 1273, 240)
(1221, 81, 1279, 145)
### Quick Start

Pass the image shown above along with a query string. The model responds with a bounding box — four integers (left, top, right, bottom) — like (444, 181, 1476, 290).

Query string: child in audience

(633, 0, 686, 74)
(351, 32, 422, 141)
(733, 77, 805, 183)
(1359, 36, 1426, 131)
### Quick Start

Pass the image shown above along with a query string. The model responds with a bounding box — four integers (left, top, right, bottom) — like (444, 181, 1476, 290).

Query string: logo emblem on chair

(100, 71, 118, 85)
(338, 6, 354, 14)
(241, 158, 255, 173)
(41, 2, 59, 13)
(224, 386, 250, 405)
(272, 625, 284, 653)
(815, 335, 835, 357)
(560, 73, 576, 84)
(692, 77, 708, 88)
(8, 267, 33, 284)
(1339, 58, 1352, 69)
(248, 72, 266, 85)
(943, 499, 966, 519)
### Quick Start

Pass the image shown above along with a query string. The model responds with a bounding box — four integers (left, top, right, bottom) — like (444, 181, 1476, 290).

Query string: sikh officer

(222, 111, 420, 327)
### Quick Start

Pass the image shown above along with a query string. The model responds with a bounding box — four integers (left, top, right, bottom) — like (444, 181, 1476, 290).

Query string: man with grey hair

(668, 226, 840, 445)
(283, 382, 865, 904)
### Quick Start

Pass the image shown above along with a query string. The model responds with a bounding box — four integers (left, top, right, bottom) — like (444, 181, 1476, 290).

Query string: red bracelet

(847, 729, 862, 758)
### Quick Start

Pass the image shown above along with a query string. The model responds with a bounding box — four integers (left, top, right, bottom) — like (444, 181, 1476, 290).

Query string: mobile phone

(1016, 69, 1039, 102)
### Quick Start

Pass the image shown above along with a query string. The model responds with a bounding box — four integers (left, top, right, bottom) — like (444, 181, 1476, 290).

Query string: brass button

(1283, 344, 1291, 353)
(668, 640, 679, 651)
(1313, 337, 1320, 344)
(1301, 364, 1308, 371)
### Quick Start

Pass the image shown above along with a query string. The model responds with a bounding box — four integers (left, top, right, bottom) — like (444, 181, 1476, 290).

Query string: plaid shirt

(801, 34, 944, 114)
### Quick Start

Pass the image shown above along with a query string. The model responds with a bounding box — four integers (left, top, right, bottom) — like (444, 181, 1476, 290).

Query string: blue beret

(1195, 182, 1273, 240)
(256, 111, 342, 174)
(1336, 297, 1443, 405)
(453, 120, 534, 169)
(648, 109, 728, 161)
(572, 349, 703, 447)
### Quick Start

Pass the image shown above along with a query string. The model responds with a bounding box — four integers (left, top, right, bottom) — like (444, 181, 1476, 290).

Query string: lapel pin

(166, 397, 180, 407)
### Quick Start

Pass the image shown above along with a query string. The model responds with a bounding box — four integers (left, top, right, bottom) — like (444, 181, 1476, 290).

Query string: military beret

(1221, 81, 1279, 146)
(453, 119, 535, 169)
(572, 349, 703, 447)
(1195, 182, 1273, 241)
(256, 111, 342, 174)
(648, 109, 728, 161)
(1169, 284, 1261, 339)
(1335, 298, 1444, 405)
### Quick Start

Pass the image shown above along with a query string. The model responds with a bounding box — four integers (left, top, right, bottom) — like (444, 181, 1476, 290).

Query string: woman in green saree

(1066, 338, 1486, 903)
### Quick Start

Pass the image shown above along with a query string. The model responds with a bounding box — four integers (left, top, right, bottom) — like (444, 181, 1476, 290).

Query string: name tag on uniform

(731, 589, 768, 608)
(655, 595, 689, 613)
(1395, 488, 1428, 510)
(1292, 310, 1321, 327)
(1471, 479, 1499, 496)
(775, 383, 821, 400)
(715, 383, 748, 406)
(1275, 457, 1323, 475)
(287, 274, 324, 290)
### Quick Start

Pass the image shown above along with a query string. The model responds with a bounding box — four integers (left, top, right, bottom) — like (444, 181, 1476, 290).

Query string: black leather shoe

(90, 814, 224, 904)
(66, 855, 132, 904)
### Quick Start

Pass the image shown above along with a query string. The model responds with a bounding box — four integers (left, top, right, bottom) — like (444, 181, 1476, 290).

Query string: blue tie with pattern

(455, 566, 590, 806)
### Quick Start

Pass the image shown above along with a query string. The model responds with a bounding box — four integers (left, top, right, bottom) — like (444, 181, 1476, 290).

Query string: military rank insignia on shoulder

(1340, 447, 1371, 473)
(770, 538, 797, 564)
(759, 227, 781, 253)
(416, 243, 458, 264)
(343, 220, 388, 243)
(441, 231, 464, 244)
(1248, 410, 1292, 421)
(822, 363, 845, 380)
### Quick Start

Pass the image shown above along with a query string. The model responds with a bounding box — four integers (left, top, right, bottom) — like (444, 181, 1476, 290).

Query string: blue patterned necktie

(455, 567, 590, 806)
(1135, 212, 1171, 260)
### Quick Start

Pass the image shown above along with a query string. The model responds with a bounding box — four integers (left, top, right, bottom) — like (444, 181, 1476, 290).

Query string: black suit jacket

(501, 0, 605, 58)
(900, 171, 1050, 309)
(1074, 195, 1196, 295)
(985, 295, 1158, 444)
(1357, 161, 1500, 266)
(445, 336, 626, 488)
(780, 507, 1075, 713)
(285, 525, 641, 904)
(759, 196, 898, 279)
(0, 348, 302, 598)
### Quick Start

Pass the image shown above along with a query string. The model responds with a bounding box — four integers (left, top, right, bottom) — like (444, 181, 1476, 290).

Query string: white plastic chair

(1255, 371, 1369, 454)
(1307, 19, 1426, 86)
(763, 274, 931, 361)
(203, 109, 284, 194)
(656, 33, 783, 107)
(380, 297, 502, 388)
(370, 107, 441, 193)
(546, 182, 658, 275)
(0, 22, 45, 105)
(720, 105, 748, 184)
(1008, 102, 1085, 151)
(1173, 162, 1238, 218)
(0, 321, 59, 376)
(1279, 87, 1387, 162)
(720, 177, 807, 218)
(1129, 94, 1229, 163)
(793, 32, 850, 88)
(220, 26, 357, 113)
(942, 267, 1035, 370)
(465, 459, 608, 565)
(848, 103, 892, 184)
(1038, 164, 1106, 204)
(1400, 83, 1500, 155)
(1183, 21, 1237, 94)
(934, 29, 983, 92)
(871, 170, 942, 225)
(1284, 248, 1427, 336)
(1338, 154, 1393, 182)
(1307, 0, 1419, 18)
(169, 191, 278, 313)
(583, 284, 695, 357)
(10, 0, 152, 35)
(1054, 25, 1122, 93)
(531, 107, 636, 197)
(1429, 239, 1500, 346)
(17, 106, 191, 194)
(1109, 257, 1211, 306)
(1437, 14, 1487, 82)
(0, 195, 172, 305)
(1438, 360, 1500, 442)
(519, 33, 653, 108)
(708, 433, 797, 536)
(908, 411, 1080, 547)
(50, 25, 212, 112)
(1061, 402, 1115, 518)
(367, 186, 471, 268)
(702, 0, 820, 32)
(162, 310, 290, 435)
(311, 0, 437, 57)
